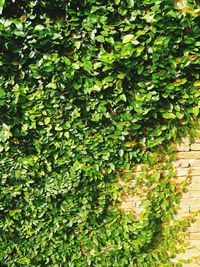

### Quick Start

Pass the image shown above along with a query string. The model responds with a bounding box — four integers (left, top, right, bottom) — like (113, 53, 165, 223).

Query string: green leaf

(135, 45, 145, 56)
(176, 112, 184, 119)
(35, 25, 44, 31)
(98, 51, 114, 63)
(137, 65, 144, 75)
(114, 0, 121, 4)
(83, 59, 93, 72)
(44, 117, 51, 125)
(109, 163, 115, 170)
(0, 0, 5, 14)
(154, 37, 164, 45)
(119, 149, 124, 157)
(194, 80, 200, 87)
(163, 113, 176, 119)
(119, 94, 127, 102)
(64, 132, 70, 138)
(75, 41, 81, 49)
(122, 34, 135, 44)
(96, 35, 105, 43)
(132, 123, 141, 130)
(127, 0, 134, 7)
(0, 0, 5, 7)
(0, 87, 5, 98)
(17, 258, 30, 264)
(192, 106, 199, 117)
(184, 38, 195, 44)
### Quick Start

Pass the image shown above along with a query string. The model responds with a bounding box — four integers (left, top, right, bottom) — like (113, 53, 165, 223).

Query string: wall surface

(176, 137, 200, 266)
(121, 137, 200, 266)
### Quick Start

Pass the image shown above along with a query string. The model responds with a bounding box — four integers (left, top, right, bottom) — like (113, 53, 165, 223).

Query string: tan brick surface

(190, 191, 200, 198)
(191, 160, 200, 167)
(122, 137, 200, 266)
(172, 138, 200, 266)
(177, 151, 200, 159)
(177, 143, 190, 152)
(176, 167, 190, 176)
(188, 176, 200, 183)
(191, 167, 200, 176)
(189, 232, 200, 240)
(191, 143, 200, 150)
(183, 264, 200, 267)
(188, 216, 200, 232)
(188, 183, 200, 191)
(180, 198, 200, 206)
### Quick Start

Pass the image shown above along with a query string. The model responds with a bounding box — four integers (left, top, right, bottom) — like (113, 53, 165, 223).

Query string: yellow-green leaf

(194, 80, 200, 87)
(163, 113, 176, 119)
(122, 34, 134, 44)
(192, 106, 199, 117)
(44, 117, 50, 125)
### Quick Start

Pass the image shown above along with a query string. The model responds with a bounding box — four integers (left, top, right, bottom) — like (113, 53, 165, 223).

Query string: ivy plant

(0, 0, 200, 266)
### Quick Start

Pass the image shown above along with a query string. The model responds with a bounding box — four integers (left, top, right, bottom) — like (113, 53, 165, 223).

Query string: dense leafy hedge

(0, 0, 200, 266)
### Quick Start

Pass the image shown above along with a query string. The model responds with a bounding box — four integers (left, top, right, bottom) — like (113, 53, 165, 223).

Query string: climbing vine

(0, 0, 200, 266)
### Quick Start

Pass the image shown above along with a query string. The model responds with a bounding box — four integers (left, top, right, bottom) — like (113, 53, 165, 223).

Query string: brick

(173, 160, 182, 168)
(189, 205, 200, 212)
(176, 176, 188, 183)
(181, 162, 191, 168)
(176, 168, 190, 177)
(181, 192, 191, 199)
(188, 184, 200, 191)
(188, 240, 200, 247)
(194, 137, 200, 143)
(189, 232, 200, 240)
(173, 160, 191, 168)
(191, 143, 200, 150)
(177, 143, 190, 152)
(176, 248, 200, 261)
(180, 198, 200, 206)
(183, 264, 200, 267)
(191, 160, 200, 167)
(190, 191, 200, 198)
(176, 168, 200, 177)
(174, 212, 190, 220)
(188, 216, 200, 232)
(173, 159, 198, 168)
(177, 247, 200, 259)
(190, 176, 200, 183)
(123, 137, 200, 263)
(179, 205, 190, 213)
(191, 167, 200, 176)
(177, 152, 200, 159)
(181, 137, 191, 143)
(121, 201, 135, 211)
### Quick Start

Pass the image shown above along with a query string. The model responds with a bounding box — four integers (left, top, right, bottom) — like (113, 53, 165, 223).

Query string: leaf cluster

(0, 0, 200, 266)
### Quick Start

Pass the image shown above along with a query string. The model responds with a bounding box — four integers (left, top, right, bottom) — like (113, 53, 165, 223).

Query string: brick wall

(121, 137, 200, 265)
(175, 138, 200, 266)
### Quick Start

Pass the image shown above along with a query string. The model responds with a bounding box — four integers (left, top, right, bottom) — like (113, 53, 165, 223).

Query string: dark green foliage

(0, 0, 200, 266)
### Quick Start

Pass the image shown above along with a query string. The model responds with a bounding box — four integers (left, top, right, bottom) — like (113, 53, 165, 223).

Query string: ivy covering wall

(0, 0, 200, 266)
